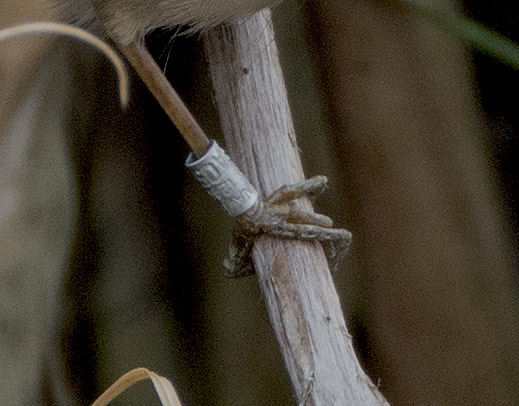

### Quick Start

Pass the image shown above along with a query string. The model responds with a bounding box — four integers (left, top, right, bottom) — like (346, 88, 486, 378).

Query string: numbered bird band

(185, 141, 259, 217)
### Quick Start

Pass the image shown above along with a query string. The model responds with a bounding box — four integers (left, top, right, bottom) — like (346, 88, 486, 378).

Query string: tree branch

(203, 10, 388, 405)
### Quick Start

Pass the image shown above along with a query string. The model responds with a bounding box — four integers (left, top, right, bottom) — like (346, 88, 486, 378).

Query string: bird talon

(225, 176, 352, 278)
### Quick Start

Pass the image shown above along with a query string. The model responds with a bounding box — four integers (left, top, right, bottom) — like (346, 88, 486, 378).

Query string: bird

(51, 0, 282, 44)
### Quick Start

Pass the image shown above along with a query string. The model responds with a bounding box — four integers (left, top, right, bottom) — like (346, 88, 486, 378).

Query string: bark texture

(307, 0, 519, 404)
(204, 10, 388, 405)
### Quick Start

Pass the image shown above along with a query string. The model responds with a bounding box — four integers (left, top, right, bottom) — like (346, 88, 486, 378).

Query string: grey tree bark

(204, 9, 388, 405)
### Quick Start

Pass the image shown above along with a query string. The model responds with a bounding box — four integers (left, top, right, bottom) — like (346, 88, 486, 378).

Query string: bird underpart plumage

(51, 0, 282, 43)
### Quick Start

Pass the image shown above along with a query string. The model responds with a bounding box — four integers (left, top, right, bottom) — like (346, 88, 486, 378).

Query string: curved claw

(225, 176, 351, 278)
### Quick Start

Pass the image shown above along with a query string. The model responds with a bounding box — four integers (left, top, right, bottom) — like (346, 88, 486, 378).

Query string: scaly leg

(225, 176, 352, 277)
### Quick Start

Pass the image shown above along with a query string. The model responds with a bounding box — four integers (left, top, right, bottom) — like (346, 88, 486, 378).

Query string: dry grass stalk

(0, 21, 129, 106)
(91, 368, 183, 406)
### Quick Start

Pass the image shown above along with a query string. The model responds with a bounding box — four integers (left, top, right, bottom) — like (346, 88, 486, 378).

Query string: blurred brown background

(1, 0, 519, 405)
